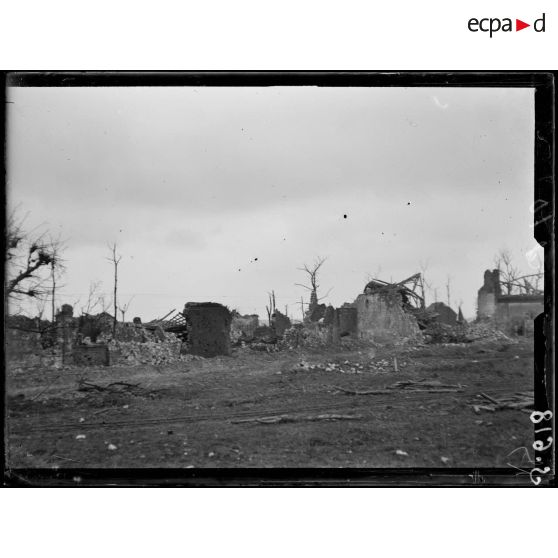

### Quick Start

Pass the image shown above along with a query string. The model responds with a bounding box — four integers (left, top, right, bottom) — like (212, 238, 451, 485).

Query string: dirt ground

(5, 338, 535, 470)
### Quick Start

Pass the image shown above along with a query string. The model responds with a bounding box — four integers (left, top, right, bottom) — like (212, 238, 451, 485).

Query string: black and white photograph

(3, 73, 553, 484)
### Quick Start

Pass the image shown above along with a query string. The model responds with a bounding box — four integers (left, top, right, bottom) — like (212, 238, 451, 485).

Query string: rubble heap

(108, 332, 182, 365)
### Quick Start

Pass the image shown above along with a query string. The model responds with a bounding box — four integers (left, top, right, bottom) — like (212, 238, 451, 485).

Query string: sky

(6, 85, 541, 321)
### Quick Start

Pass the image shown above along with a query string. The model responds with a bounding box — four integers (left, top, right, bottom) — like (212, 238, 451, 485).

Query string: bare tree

(493, 248, 544, 295)
(265, 290, 276, 326)
(446, 275, 452, 308)
(118, 296, 135, 323)
(530, 251, 544, 291)
(418, 260, 432, 308)
(494, 248, 520, 295)
(295, 256, 332, 313)
(80, 281, 109, 315)
(106, 243, 122, 335)
(6, 210, 64, 309)
(297, 296, 305, 321)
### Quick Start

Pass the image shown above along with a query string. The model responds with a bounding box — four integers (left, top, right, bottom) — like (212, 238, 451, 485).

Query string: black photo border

(1, 71, 555, 487)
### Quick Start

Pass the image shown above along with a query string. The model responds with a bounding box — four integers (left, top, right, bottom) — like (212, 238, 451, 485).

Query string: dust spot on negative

(343, 214, 347, 219)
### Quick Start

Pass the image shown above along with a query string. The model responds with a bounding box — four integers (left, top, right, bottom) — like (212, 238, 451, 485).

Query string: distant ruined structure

(477, 269, 543, 334)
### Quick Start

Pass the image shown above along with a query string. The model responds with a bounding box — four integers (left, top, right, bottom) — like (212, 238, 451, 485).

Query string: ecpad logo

(468, 13, 546, 37)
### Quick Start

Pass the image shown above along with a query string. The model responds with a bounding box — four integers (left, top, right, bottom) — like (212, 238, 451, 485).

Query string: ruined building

(426, 302, 458, 326)
(183, 302, 232, 357)
(337, 276, 424, 343)
(477, 269, 543, 333)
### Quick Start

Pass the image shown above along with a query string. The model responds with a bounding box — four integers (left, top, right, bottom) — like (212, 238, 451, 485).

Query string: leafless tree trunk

(51, 261, 56, 321)
(265, 290, 276, 326)
(418, 260, 432, 308)
(295, 256, 332, 315)
(446, 275, 451, 308)
(107, 243, 122, 335)
(118, 296, 134, 323)
(298, 297, 305, 321)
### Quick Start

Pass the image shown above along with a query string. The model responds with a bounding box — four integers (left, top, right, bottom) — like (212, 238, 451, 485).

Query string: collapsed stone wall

(5, 308, 186, 368)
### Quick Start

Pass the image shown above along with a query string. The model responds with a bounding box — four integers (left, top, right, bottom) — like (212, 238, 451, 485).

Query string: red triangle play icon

(516, 19, 530, 31)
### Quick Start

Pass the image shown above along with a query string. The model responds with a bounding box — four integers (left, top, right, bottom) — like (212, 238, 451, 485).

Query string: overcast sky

(6, 86, 540, 321)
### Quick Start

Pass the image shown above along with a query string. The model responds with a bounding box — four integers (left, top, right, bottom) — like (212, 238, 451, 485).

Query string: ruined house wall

(183, 302, 232, 357)
(353, 293, 422, 342)
(494, 295, 544, 333)
(477, 269, 501, 319)
(476, 268, 544, 331)
(478, 292, 497, 319)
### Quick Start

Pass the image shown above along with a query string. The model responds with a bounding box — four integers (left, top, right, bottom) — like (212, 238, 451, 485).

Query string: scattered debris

(440, 456, 450, 464)
(77, 379, 143, 394)
(471, 391, 534, 412)
(330, 386, 393, 395)
(231, 413, 363, 424)
(389, 379, 463, 392)
(291, 358, 404, 375)
(395, 449, 409, 456)
(107, 443, 118, 450)
(75, 434, 86, 440)
(331, 378, 463, 396)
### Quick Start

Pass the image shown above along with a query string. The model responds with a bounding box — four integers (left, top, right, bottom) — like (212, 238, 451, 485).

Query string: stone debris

(108, 335, 182, 366)
(290, 357, 405, 375)
(423, 321, 515, 344)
